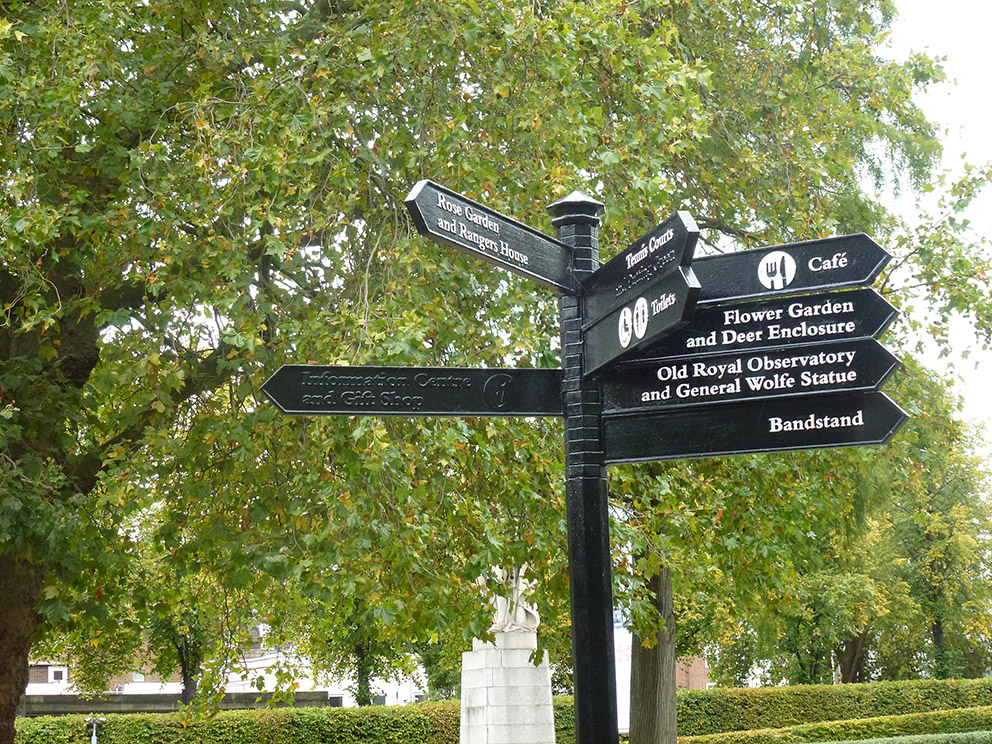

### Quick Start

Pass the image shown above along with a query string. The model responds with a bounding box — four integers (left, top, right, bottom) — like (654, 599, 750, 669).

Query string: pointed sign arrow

(581, 211, 699, 323)
(262, 365, 564, 417)
(603, 391, 908, 463)
(404, 180, 577, 292)
(693, 233, 891, 305)
(601, 339, 900, 414)
(623, 288, 896, 359)
(582, 267, 700, 377)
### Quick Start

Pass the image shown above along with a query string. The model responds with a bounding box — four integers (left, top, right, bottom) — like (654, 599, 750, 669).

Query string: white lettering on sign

(690, 358, 742, 379)
(626, 245, 648, 270)
(768, 409, 864, 432)
(808, 252, 848, 272)
(458, 221, 499, 252)
(724, 306, 785, 325)
(649, 350, 860, 399)
(744, 373, 796, 392)
(465, 205, 500, 235)
(744, 350, 857, 371)
(675, 379, 741, 399)
(766, 320, 856, 340)
(651, 292, 676, 315)
(626, 228, 676, 270)
(433, 192, 530, 268)
(680, 296, 865, 353)
(640, 388, 672, 402)
(721, 329, 765, 345)
(787, 298, 855, 318)
(613, 248, 677, 300)
(436, 192, 463, 217)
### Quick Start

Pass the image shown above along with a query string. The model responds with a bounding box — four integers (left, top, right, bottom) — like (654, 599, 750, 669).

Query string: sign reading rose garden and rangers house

(261, 180, 907, 744)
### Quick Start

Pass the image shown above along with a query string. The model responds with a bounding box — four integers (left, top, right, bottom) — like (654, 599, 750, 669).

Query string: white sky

(886, 0, 992, 441)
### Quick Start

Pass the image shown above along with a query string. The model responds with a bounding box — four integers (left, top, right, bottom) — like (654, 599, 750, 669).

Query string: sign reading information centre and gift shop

(262, 179, 907, 744)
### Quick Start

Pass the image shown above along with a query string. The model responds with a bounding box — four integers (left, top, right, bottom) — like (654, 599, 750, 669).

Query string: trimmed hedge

(15, 702, 463, 744)
(15, 680, 992, 744)
(677, 679, 992, 736)
(679, 706, 992, 744)
(820, 734, 992, 744)
(555, 696, 577, 744)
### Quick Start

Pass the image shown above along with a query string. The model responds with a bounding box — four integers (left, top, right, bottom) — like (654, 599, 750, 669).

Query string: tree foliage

(706, 364, 992, 687)
(2, 0, 991, 742)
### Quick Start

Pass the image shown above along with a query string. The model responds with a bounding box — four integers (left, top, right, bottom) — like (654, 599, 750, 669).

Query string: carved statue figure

(487, 564, 540, 633)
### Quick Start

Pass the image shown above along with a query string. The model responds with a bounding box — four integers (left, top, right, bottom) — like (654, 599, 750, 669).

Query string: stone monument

(460, 565, 556, 744)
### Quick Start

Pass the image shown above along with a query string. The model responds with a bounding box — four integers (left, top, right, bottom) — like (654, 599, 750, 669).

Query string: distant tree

(705, 364, 992, 687)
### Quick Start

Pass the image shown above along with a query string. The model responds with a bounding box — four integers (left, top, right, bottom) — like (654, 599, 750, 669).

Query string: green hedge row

(677, 678, 992, 736)
(16, 679, 992, 744)
(820, 733, 992, 744)
(15, 702, 462, 744)
(679, 705, 992, 744)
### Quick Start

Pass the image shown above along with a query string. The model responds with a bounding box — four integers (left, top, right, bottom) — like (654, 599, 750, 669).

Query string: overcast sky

(886, 0, 992, 441)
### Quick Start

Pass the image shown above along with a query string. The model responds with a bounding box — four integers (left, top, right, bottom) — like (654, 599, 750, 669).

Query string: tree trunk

(175, 632, 201, 706)
(932, 617, 948, 679)
(839, 632, 869, 683)
(179, 667, 197, 705)
(630, 568, 677, 744)
(354, 643, 372, 706)
(0, 557, 44, 744)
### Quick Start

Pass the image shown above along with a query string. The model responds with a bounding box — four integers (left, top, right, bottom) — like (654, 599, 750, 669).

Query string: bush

(15, 703, 462, 744)
(554, 696, 577, 744)
(15, 680, 992, 744)
(677, 679, 992, 736)
(679, 706, 992, 744)
(819, 733, 992, 744)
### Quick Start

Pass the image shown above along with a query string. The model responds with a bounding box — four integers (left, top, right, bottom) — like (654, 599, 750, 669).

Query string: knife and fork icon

(759, 252, 794, 290)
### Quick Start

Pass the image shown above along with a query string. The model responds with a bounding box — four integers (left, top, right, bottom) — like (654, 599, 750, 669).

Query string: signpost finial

(547, 190, 606, 227)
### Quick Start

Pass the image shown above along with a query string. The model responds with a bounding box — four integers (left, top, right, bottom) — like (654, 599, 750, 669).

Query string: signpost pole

(548, 192, 619, 744)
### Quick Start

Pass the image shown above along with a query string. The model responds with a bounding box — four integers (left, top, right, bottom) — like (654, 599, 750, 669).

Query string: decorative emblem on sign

(632, 297, 649, 340)
(483, 373, 517, 410)
(618, 307, 634, 348)
(757, 251, 797, 290)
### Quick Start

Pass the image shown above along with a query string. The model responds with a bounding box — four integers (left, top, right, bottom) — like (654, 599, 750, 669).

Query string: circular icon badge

(632, 297, 649, 340)
(618, 307, 634, 348)
(757, 251, 797, 290)
(484, 373, 518, 411)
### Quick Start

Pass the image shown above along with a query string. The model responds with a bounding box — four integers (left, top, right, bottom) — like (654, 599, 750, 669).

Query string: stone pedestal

(460, 631, 556, 744)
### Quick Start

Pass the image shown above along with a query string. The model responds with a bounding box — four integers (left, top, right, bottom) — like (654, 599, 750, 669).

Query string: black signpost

(603, 391, 907, 463)
(405, 180, 578, 292)
(582, 266, 699, 376)
(693, 233, 890, 304)
(625, 287, 897, 358)
(579, 212, 700, 375)
(262, 366, 564, 417)
(581, 211, 699, 321)
(601, 339, 900, 414)
(262, 180, 908, 744)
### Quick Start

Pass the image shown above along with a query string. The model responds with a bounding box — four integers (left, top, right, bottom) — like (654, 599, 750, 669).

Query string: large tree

(0, 0, 704, 738)
(608, 0, 990, 739)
